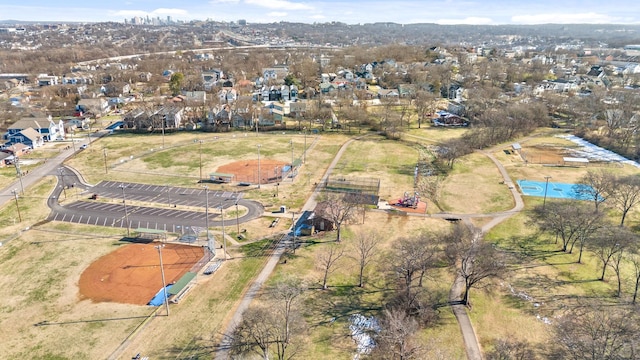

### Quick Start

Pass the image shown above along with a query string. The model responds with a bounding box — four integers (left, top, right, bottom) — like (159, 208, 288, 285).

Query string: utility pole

(103, 147, 108, 174)
(203, 186, 215, 260)
(12, 189, 22, 222)
(120, 185, 130, 236)
(70, 130, 76, 152)
(257, 144, 261, 189)
(15, 156, 24, 195)
(220, 202, 227, 260)
(235, 198, 240, 236)
(304, 128, 307, 164)
(290, 139, 294, 168)
(155, 244, 170, 316)
(199, 140, 203, 182)
(292, 211, 297, 254)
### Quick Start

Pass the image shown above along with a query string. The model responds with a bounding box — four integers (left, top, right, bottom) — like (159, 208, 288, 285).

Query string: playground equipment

(396, 191, 420, 209)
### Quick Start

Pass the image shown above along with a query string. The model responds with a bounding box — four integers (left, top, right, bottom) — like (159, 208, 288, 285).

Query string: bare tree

(316, 244, 345, 290)
(444, 224, 507, 306)
(268, 276, 306, 356)
(230, 277, 307, 360)
(369, 308, 423, 360)
(553, 303, 639, 360)
(229, 305, 277, 359)
(486, 338, 535, 360)
(573, 170, 615, 212)
(316, 192, 360, 242)
(591, 226, 636, 283)
(627, 248, 640, 304)
(608, 175, 640, 226)
(529, 202, 602, 254)
(350, 229, 380, 287)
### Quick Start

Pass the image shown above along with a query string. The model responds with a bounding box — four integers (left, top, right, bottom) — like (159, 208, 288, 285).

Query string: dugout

(209, 172, 235, 183)
(168, 271, 197, 304)
(135, 228, 167, 241)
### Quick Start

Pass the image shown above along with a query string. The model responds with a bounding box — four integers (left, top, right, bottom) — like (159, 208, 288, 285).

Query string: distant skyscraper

(167, 16, 172, 24)
(238, 19, 247, 26)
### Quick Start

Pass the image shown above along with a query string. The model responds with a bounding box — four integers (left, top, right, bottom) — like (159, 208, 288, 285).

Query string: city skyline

(1, 0, 640, 25)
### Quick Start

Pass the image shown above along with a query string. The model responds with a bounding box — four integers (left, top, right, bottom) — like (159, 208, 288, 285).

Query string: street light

(257, 144, 261, 189)
(166, 184, 171, 207)
(290, 139, 294, 168)
(154, 244, 170, 316)
(11, 189, 22, 222)
(58, 168, 67, 199)
(203, 186, 213, 255)
(304, 128, 307, 164)
(235, 197, 240, 236)
(103, 147, 108, 174)
(119, 185, 130, 236)
(219, 202, 227, 260)
(199, 140, 203, 182)
(543, 176, 552, 209)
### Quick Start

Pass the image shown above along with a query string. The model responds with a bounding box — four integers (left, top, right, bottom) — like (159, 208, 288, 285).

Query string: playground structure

(396, 191, 420, 208)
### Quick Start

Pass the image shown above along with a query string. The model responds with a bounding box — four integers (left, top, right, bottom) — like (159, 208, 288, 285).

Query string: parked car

(79, 144, 88, 150)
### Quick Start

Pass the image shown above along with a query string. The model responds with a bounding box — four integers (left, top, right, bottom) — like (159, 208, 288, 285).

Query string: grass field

(3, 126, 640, 359)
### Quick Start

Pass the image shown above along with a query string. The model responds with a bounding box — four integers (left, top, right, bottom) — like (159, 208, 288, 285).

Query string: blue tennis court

(517, 180, 591, 200)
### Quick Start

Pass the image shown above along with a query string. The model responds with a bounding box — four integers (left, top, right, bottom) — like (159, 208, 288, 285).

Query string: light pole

(543, 176, 552, 209)
(120, 185, 130, 236)
(58, 168, 67, 199)
(257, 144, 261, 189)
(70, 130, 76, 153)
(203, 186, 212, 252)
(292, 211, 297, 254)
(166, 184, 171, 207)
(11, 189, 22, 222)
(235, 198, 240, 236)
(199, 140, 203, 182)
(290, 139, 294, 168)
(220, 202, 227, 260)
(304, 128, 307, 164)
(103, 147, 108, 174)
(161, 117, 165, 149)
(154, 244, 170, 316)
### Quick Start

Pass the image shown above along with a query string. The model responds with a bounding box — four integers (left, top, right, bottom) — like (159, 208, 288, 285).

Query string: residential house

(5, 116, 62, 142)
(262, 65, 289, 83)
(77, 98, 109, 115)
(280, 85, 290, 101)
(377, 88, 399, 98)
(0, 151, 11, 167)
(123, 106, 183, 130)
(184, 91, 207, 103)
(37, 74, 58, 86)
(6, 127, 45, 148)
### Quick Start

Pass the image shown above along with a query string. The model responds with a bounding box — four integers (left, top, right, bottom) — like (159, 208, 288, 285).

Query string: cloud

(512, 12, 614, 24)
(310, 14, 325, 19)
(209, 0, 240, 3)
(267, 11, 288, 17)
(436, 17, 493, 25)
(244, 0, 313, 11)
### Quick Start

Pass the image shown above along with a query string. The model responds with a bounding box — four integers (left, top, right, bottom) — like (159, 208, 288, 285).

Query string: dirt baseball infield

(217, 159, 290, 184)
(78, 242, 205, 305)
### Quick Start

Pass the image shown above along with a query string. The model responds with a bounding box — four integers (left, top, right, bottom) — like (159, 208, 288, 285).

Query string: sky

(1, 0, 640, 25)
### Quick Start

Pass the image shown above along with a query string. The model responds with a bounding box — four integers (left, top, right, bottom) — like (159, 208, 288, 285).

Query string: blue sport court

(517, 180, 592, 200)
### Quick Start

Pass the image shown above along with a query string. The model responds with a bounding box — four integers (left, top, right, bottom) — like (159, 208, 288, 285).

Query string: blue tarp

(106, 121, 124, 130)
(148, 284, 173, 306)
